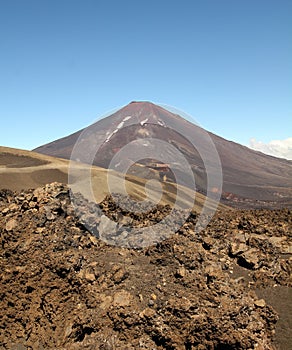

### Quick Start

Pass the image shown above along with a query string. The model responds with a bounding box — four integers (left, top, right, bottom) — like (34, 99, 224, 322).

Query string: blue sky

(0, 0, 291, 156)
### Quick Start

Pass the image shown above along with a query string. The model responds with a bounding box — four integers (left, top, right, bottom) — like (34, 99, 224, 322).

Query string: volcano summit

(34, 101, 292, 209)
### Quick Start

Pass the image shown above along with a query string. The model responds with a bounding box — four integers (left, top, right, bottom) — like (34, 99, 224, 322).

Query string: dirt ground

(0, 183, 291, 349)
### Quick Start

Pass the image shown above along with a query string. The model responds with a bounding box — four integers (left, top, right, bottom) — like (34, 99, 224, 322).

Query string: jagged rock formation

(1, 183, 291, 349)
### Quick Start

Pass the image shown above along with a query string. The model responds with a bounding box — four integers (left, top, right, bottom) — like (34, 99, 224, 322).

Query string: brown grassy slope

(0, 146, 69, 191)
(0, 146, 227, 212)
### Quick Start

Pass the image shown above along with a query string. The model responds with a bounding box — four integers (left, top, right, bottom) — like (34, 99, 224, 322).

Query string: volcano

(34, 101, 292, 208)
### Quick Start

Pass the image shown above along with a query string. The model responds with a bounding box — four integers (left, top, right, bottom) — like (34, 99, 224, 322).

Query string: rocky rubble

(0, 183, 291, 349)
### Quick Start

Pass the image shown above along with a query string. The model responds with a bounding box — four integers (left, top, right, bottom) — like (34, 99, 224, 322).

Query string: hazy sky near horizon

(0, 0, 291, 158)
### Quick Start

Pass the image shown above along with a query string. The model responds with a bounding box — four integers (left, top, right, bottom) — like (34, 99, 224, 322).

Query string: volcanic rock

(0, 183, 291, 349)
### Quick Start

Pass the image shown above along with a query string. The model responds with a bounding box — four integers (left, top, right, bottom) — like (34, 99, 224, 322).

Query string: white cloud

(249, 137, 292, 160)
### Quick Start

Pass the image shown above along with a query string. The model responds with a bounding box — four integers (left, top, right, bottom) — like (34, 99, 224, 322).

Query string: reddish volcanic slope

(34, 101, 292, 208)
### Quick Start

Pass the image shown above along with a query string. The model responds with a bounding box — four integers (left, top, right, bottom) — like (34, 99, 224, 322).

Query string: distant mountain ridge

(34, 101, 292, 208)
